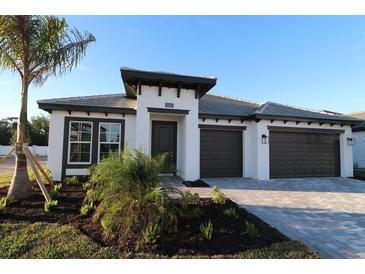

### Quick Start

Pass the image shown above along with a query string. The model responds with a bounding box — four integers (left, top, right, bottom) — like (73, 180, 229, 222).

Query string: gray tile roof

(253, 101, 360, 122)
(38, 93, 136, 110)
(37, 92, 360, 124)
(199, 94, 260, 117)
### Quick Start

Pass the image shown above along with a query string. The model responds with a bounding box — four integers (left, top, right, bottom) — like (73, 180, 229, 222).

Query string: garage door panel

(200, 130, 242, 178)
(270, 131, 340, 178)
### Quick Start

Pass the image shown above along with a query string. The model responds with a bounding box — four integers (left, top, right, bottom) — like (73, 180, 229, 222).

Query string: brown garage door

(200, 129, 242, 178)
(269, 131, 340, 178)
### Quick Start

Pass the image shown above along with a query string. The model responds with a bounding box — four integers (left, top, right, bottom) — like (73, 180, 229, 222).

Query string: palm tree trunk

(7, 76, 32, 199)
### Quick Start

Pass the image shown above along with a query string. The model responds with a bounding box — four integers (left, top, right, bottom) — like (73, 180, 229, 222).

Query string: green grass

(0, 164, 49, 189)
(0, 223, 321, 259)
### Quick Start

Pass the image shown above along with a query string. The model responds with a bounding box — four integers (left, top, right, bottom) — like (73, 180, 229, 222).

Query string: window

(99, 122, 121, 161)
(68, 121, 93, 163)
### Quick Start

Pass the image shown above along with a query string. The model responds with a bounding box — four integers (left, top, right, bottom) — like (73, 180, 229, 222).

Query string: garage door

(269, 130, 340, 178)
(200, 129, 242, 178)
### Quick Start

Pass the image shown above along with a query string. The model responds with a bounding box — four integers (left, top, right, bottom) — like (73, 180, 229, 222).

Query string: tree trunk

(7, 77, 32, 199)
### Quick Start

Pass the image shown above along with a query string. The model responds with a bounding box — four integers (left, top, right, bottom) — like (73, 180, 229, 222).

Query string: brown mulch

(0, 185, 289, 256)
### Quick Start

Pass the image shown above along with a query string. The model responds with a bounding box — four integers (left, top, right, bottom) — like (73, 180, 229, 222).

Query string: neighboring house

(38, 67, 361, 182)
(347, 111, 365, 169)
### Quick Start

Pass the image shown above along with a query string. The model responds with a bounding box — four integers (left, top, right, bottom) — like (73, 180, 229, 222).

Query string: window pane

(82, 123, 92, 133)
(100, 153, 109, 161)
(81, 132, 92, 142)
(100, 132, 107, 142)
(70, 122, 80, 132)
(70, 143, 81, 153)
(70, 152, 80, 162)
(100, 144, 109, 153)
(100, 123, 110, 133)
(70, 131, 80, 141)
(81, 143, 91, 153)
(109, 144, 120, 153)
(109, 133, 120, 143)
(110, 124, 120, 134)
(80, 152, 91, 162)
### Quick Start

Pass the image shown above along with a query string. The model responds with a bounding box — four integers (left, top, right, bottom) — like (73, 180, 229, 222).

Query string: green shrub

(64, 176, 79, 185)
(49, 190, 59, 200)
(192, 207, 204, 218)
(211, 186, 226, 205)
(84, 148, 179, 244)
(0, 203, 5, 213)
(200, 220, 213, 240)
(80, 202, 95, 216)
(0, 195, 15, 208)
(142, 223, 161, 244)
(181, 191, 200, 205)
(53, 183, 62, 192)
(44, 200, 58, 212)
(244, 221, 258, 238)
(223, 207, 238, 218)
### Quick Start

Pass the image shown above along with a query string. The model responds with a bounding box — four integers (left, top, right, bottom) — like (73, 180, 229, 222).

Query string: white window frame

(98, 122, 122, 162)
(67, 121, 93, 165)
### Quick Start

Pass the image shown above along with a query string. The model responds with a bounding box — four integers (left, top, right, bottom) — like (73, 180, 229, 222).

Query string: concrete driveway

(190, 177, 365, 259)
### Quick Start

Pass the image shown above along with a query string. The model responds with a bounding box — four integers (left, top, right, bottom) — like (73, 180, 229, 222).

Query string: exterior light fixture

(347, 137, 354, 146)
(262, 134, 269, 144)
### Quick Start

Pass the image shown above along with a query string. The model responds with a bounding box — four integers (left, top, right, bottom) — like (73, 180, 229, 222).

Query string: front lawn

(0, 222, 320, 259)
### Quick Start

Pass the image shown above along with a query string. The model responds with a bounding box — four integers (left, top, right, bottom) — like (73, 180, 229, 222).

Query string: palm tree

(0, 16, 95, 199)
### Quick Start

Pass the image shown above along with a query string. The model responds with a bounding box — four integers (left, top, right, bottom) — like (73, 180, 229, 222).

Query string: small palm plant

(84, 148, 179, 245)
(211, 186, 226, 205)
(200, 220, 213, 240)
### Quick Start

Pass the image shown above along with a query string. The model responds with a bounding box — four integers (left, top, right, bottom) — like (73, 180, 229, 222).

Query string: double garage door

(269, 130, 341, 178)
(200, 126, 341, 179)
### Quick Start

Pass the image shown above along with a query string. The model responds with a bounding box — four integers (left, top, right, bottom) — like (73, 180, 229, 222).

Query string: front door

(151, 121, 177, 172)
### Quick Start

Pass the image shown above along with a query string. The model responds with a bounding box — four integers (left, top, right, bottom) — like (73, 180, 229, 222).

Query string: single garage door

(200, 129, 243, 178)
(269, 130, 340, 178)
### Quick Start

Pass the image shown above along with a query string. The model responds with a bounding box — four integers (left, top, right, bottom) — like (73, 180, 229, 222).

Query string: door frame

(151, 121, 178, 169)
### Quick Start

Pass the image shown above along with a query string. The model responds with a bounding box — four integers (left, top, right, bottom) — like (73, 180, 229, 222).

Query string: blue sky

(1, 15, 365, 119)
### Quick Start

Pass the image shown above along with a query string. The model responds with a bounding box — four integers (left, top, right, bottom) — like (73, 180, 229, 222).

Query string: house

(347, 111, 365, 169)
(37, 67, 360, 182)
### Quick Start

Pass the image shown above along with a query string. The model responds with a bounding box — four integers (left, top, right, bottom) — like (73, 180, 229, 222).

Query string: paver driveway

(190, 177, 365, 259)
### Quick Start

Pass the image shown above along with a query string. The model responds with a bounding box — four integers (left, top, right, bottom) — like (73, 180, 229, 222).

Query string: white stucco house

(348, 111, 365, 169)
(38, 67, 360, 182)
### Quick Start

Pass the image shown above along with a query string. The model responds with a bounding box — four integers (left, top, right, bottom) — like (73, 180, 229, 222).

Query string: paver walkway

(184, 177, 365, 259)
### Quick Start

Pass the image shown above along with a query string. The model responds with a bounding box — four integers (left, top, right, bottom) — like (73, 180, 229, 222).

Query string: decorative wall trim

(267, 126, 345, 134)
(199, 124, 247, 131)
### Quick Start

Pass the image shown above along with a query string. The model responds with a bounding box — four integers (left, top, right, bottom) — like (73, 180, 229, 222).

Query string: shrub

(181, 191, 200, 205)
(223, 207, 238, 218)
(244, 221, 258, 238)
(211, 186, 226, 205)
(200, 220, 213, 240)
(142, 223, 161, 244)
(49, 190, 58, 200)
(64, 176, 79, 185)
(84, 148, 179, 245)
(44, 200, 58, 212)
(0, 203, 5, 213)
(192, 207, 204, 218)
(0, 195, 15, 208)
(53, 183, 62, 192)
(80, 202, 95, 217)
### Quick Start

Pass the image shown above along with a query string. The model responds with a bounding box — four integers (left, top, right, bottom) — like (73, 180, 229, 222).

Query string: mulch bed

(182, 179, 210, 188)
(0, 184, 289, 256)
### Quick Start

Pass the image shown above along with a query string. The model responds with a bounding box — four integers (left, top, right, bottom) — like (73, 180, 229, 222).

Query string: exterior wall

(48, 110, 135, 181)
(353, 131, 365, 169)
(136, 85, 199, 180)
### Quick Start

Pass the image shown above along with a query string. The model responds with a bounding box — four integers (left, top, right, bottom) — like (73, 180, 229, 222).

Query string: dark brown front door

(151, 121, 177, 172)
(200, 129, 243, 178)
(269, 131, 340, 178)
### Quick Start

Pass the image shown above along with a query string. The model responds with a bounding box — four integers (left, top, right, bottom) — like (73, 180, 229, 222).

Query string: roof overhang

(250, 114, 362, 126)
(38, 102, 136, 115)
(121, 67, 217, 98)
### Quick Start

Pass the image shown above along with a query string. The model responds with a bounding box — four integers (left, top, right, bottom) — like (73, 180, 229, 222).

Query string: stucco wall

(48, 110, 135, 181)
(353, 131, 365, 169)
(136, 85, 199, 180)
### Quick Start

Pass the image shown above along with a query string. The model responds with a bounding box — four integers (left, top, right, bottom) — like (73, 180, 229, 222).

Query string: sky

(1, 15, 365, 119)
